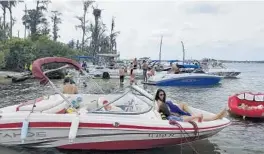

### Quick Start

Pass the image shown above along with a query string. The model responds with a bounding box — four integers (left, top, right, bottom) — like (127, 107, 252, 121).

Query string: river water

(0, 63, 264, 154)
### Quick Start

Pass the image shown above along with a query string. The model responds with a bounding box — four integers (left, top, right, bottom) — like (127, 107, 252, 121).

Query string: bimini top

(32, 57, 81, 85)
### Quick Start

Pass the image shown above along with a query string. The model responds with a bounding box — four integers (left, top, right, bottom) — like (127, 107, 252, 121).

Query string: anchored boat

(0, 57, 230, 150)
(145, 72, 222, 86)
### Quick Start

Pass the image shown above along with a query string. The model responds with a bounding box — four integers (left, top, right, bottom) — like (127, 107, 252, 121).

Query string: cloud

(11, 0, 264, 60)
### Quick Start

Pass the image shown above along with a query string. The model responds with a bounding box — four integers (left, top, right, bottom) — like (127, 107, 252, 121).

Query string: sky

(10, 0, 264, 61)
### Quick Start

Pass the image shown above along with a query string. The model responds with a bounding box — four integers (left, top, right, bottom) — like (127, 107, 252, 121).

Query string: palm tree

(51, 10, 62, 41)
(109, 17, 120, 53)
(7, 1, 18, 38)
(75, 0, 94, 51)
(0, 1, 8, 29)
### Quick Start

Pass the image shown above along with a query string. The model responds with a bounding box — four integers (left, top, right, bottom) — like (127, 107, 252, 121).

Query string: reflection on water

(1, 63, 264, 154)
(0, 139, 220, 154)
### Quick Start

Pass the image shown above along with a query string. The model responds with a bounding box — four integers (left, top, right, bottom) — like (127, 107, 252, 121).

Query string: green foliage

(0, 51, 5, 68)
(0, 36, 84, 71)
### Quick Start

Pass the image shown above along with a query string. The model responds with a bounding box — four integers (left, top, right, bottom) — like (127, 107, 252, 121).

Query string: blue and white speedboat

(145, 73, 222, 86)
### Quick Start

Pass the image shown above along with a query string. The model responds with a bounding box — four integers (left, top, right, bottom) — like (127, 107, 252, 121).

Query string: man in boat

(169, 64, 180, 74)
(63, 78, 78, 94)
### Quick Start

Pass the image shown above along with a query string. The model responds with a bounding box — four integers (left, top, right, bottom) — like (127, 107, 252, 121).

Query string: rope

(169, 120, 200, 154)
(189, 121, 199, 140)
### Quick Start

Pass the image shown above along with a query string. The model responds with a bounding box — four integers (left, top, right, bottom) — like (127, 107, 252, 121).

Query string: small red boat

(228, 92, 264, 118)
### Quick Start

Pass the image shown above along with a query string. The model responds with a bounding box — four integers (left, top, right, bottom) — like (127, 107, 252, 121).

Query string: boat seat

(17, 94, 70, 114)
(86, 100, 98, 111)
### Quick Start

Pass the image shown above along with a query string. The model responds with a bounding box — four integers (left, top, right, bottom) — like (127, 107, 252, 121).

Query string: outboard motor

(102, 72, 110, 79)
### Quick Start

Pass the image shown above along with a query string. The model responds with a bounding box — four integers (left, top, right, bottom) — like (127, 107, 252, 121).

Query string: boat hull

(0, 119, 229, 150)
(146, 73, 221, 86)
(207, 71, 241, 78)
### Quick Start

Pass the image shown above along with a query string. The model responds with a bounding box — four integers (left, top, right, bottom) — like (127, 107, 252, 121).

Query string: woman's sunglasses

(159, 93, 164, 96)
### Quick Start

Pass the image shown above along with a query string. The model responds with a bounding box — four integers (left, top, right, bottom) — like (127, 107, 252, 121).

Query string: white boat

(0, 57, 230, 150)
(145, 72, 222, 86)
(201, 59, 241, 78)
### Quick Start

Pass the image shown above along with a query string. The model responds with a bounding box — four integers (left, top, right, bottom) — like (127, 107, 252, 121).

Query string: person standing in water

(142, 60, 148, 82)
(133, 58, 138, 69)
(119, 66, 125, 84)
(130, 68, 137, 85)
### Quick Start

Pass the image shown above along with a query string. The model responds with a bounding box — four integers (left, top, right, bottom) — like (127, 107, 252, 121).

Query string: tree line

(0, 0, 119, 71)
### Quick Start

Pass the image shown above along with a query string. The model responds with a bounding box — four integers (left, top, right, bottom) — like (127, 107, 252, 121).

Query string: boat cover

(32, 57, 81, 85)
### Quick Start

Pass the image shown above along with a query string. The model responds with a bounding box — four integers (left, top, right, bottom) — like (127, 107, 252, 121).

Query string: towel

(166, 101, 191, 116)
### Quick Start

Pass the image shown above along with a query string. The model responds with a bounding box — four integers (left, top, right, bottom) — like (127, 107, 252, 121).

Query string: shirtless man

(63, 78, 78, 94)
(119, 66, 125, 84)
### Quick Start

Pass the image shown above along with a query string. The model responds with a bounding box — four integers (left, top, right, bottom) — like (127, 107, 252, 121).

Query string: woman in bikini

(155, 89, 227, 122)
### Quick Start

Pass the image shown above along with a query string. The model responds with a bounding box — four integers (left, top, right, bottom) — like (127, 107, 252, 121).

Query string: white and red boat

(0, 57, 230, 150)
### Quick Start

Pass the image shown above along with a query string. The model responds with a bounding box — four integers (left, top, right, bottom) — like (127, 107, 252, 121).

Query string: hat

(103, 100, 109, 104)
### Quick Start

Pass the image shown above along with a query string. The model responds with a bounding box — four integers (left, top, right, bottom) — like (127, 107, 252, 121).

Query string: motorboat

(200, 59, 241, 78)
(144, 72, 222, 86)
(0, 57, 230, 150)
(228, 92, 264, 119)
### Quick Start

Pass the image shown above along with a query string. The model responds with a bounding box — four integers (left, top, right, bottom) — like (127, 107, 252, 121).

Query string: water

(1, 63, 264, 154)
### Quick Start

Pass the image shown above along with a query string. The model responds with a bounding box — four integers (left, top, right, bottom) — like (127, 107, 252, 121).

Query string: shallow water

(0, 63, 264, 154)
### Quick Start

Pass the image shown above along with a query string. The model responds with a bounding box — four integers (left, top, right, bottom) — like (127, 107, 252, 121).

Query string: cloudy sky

(11, 0, 264, 60)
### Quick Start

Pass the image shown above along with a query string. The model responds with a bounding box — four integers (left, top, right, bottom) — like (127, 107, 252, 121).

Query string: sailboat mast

(159, 36, 163, 64)
(181, 41, 185, 65)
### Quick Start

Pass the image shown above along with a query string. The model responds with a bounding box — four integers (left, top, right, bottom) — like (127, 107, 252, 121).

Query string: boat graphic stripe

(0, 121, 231, 131)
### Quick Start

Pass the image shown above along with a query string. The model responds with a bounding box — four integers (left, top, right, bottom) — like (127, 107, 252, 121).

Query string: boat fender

(21, 120, 29, 143)
(69, 116, 80, 143)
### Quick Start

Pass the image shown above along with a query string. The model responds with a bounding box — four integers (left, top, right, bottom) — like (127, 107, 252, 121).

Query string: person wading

(142, 60, 148, 82)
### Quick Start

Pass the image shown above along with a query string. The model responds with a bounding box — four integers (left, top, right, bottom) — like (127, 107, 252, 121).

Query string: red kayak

(228, 92, 264, 118)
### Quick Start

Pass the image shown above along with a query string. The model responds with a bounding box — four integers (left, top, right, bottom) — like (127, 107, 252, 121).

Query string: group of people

(118, 58, 155, 84)
(62, 72, 227, 122)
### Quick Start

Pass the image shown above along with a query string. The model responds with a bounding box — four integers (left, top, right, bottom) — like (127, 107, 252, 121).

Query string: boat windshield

(89, 86, 154, 115)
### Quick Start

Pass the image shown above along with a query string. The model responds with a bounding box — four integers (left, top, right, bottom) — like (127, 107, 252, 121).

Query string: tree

(109, 17, 119, 53)
(75, 0, 94, 51)
(22, 0, 50, 39)
(76, 40, 81, 50)
(0, 17, 9, 41)
(0, 1, 8, 30)
(67, 39, 75, 49)
(51, 10, 62, 41)
(7, 1, 19, 38)
(40, 21, 50, 36)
